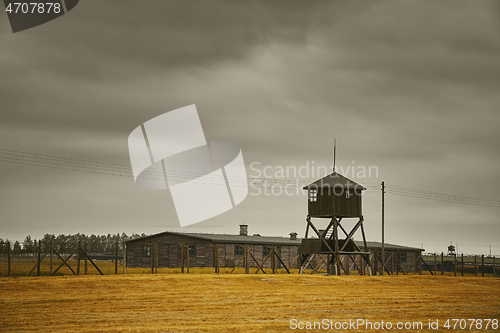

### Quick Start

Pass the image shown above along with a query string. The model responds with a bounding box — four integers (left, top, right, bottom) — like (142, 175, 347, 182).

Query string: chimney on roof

(239, 224, 248, 236)
(289, 232, 298, 241)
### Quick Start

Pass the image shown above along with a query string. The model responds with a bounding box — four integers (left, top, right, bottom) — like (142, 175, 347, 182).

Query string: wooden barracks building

(125, 225, 424, 273)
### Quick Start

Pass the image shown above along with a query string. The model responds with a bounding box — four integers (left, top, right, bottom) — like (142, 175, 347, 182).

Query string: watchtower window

(309, 189, 317, 202)
(235, 245, 244, 256)
(346, 189, 353, 199)
(142, 245, 151, 257)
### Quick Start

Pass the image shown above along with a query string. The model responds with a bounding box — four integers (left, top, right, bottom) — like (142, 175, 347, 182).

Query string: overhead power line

(386, 184, 499, 204)
(0, 148, 498, 208)
(385, 186, 500, 208)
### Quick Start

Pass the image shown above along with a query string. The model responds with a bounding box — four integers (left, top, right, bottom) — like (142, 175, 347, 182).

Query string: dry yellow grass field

(0, 274, 499, 332)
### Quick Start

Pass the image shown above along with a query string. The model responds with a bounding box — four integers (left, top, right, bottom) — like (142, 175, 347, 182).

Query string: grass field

(0, 274, 499, 332)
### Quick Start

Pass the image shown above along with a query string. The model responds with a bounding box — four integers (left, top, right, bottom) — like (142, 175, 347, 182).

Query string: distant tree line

(0, 233, 147, 255)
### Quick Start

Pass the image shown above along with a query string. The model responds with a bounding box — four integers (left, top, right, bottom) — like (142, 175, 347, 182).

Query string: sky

(0, 0, 499, 255)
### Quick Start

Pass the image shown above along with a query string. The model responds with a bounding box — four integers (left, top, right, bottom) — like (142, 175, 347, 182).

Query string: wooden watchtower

(300, 171, 372, 275)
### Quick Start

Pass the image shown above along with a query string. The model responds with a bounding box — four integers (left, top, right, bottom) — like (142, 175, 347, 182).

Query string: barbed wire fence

(0, 240, 124, 277)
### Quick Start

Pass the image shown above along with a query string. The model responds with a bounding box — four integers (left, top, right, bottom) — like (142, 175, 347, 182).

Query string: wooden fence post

(270, 249, 274, 274)
(123, 242, 126, 275)
(391, 254, 394, 275)
(155, 243, 158, 274)
(434, 253, 437, 276)
(49, 243, 53, 276)
(299, 253, 303, 274)
(461, 254, 464, 276)
(474, 255, 477, 277)
(213, 245, 216, 274)
(37, 240, 41, 276)
(418, 251, 422, 275)
(493, 256, 496, 277)
(396, 251, 400, 275)
(77, 248, 103, 275)
(7, 241, 11, 277)
(244, 245, 249, 274)
(214, 244, 219, 274)
(379, 250, 384, 276)
(115, 242, 118, 275)
(151, 243, 155, 274)
(186, 245, 190, 274)
(84, 243, 88, 275)
(441, 252, 444, 276)
(481, 255, 484, 277)
(454, 254, 456, 276)
(154, 243, 157, 274)
(77, 241, 81, 275)
(181, 244, 184, 273)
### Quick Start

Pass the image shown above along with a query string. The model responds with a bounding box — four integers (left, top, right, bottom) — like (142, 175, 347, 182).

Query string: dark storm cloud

(0, 0, 337, 133)
(2, 0, 498, 136)
(0, 1, 499, 253)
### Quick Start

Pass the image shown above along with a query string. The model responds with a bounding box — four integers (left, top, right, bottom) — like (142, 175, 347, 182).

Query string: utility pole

(381, 181, 385, 275)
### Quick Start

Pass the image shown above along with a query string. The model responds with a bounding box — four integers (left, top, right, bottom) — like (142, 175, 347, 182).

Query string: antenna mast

(333, 138, 336, 172)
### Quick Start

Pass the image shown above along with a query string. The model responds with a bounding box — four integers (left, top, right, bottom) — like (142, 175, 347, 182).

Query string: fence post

(77, 241, 81, 275)
(461, 254, 464, 276)
(390, 254, 394, 275)
(299, 252, 303, 274)
(122, 242, 126, 275)
(379, 250, 383, 275)
(151, 243, 154, 274)
(155, 243, 158, 274)
(84, 243, 88, 275)
(418, 252, 422, 275)
(434, 253, 437, 276)
(37, 240, 41, 276)
(454, 254, 456, 277)
(271, 248, 275, 274)
(7, 241, 11, 277)
(244, 245, 249, 274)
(441, 252, 444, 276)
(50, 243, 53, 276)
(186, 245, 190, 274)
(214, 244, 219, 274)
(474, 255, 477, 277)
(181, 244, 184, 273)
(391, 251, 397, 275)
(396, 251, 399, 275)
(494, 256, 496, 277)
(115, 242, 118, 275)
(481, 255, 484, 277)
(217, 244, 220, 274)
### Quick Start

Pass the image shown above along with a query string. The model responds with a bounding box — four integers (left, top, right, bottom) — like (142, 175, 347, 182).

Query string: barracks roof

(125, 231, 422, 251)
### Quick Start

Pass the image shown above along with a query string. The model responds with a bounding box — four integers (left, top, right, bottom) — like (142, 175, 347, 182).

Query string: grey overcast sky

(1, 0, 499, 254)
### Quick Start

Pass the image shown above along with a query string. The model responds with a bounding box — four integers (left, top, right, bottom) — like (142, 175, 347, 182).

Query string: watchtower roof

(302, 172, 366, 190)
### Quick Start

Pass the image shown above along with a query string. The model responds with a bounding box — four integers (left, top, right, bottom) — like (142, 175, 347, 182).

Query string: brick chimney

(239, 224, 248, 236)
